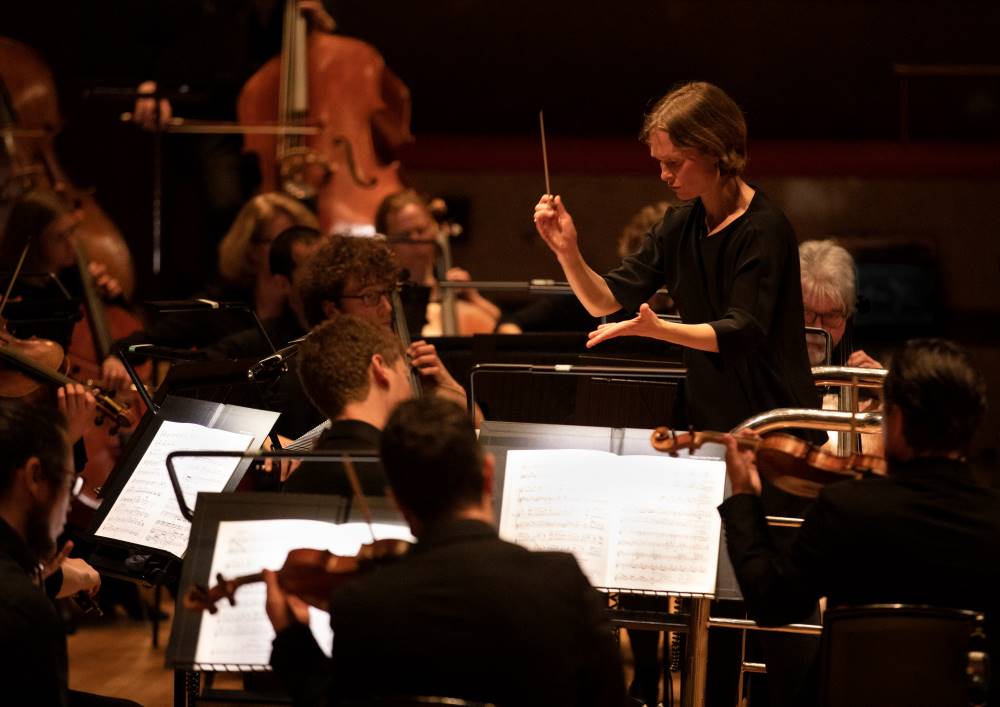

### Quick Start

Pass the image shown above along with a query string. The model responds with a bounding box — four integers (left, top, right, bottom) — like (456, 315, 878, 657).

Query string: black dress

(604, 189, 819, 431)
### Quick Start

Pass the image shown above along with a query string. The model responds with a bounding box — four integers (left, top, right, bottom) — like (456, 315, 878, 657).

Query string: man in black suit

(281, 313, 413, 496)
(266, 396, 627, 706)
(719, 338, 999, 705)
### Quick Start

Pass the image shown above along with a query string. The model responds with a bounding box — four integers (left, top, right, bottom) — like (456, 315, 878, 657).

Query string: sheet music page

(498, 449, 725, 594)
(608, 455, 726, 594)
(194, 519, 414, 667)
(95, 421, 255, 557)
(499, 449, 617, 586)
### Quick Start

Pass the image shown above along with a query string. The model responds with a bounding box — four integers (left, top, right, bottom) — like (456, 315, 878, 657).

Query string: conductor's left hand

(264, 569, 311, 634)
(586, 303, 663, 348)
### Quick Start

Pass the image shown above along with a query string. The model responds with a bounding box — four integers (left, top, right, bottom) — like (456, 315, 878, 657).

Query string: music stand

(84, 395, 279, 587)
(167, 490, 406, 707)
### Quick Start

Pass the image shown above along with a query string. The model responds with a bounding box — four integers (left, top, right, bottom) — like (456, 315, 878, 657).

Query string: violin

(0, 325, 131, 431)
(389, 278, 423, 396)
(237, 0, 412, 232)
(651, 426, 886, 498)
(185, 538, 410, 613)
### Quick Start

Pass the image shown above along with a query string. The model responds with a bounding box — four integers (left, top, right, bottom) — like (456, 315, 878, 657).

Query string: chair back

(820, 603, 990, 707)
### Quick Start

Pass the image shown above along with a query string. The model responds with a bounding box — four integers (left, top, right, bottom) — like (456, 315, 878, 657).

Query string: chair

(820, 604, 990, 707)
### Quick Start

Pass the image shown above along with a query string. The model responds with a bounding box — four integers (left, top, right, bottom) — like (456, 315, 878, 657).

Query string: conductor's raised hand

(533, 195, 578, 258)
(586, 303, 663, 348)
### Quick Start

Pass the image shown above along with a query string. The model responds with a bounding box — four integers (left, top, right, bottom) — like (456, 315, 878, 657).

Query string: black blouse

(604, 189, 819, 431)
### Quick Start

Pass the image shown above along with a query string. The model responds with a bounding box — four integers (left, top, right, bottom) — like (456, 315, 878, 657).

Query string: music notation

(499, 449, 726, 594)
(95, 420, 255, 558)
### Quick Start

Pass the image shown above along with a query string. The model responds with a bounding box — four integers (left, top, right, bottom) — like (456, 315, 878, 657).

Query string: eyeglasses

(339, 290, 391, 307)
(804, 309, 846, 328)
(60, 472, 84, 498)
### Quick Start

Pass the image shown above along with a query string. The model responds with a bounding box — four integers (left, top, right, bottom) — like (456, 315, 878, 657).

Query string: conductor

(533, 81, 819, 432)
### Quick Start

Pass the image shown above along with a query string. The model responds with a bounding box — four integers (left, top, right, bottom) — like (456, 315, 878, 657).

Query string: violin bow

(0, 239, 32, 321)
(342, 454, 377, 542)
(539, 110, 552, 199)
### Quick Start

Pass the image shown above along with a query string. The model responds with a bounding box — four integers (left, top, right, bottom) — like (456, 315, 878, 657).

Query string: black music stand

(84, 395, 279, 588)
(167, 491, 406, 707)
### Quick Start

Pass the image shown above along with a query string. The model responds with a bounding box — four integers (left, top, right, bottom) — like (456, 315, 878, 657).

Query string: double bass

(238, 0, 413, 233)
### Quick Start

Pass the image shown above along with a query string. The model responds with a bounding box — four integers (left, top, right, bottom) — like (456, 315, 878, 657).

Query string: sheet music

(499, 450, 614, 586)
(499, 449, 725, 594)
(95, 421, 255, 557)
(194, 519, 413, 667)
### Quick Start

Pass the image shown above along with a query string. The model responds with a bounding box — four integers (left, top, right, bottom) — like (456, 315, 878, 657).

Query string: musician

(376, 190, 501, 336)
(799, 239, 883, 456)
(799, 239, 881, 369)
(0, 188, 127, 390)
(266, 396, 627, 706)
(533, 82, 820, 433)
(105, 191, 319, 383)
(296, 234, 471, 414)
(719, 338, 999, 706)
(0, 400, 123, 707)
(281, 314, 411, 495)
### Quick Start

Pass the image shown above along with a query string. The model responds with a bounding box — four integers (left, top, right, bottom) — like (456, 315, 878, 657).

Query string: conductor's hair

(640, 82, 748, 177)
(883, 339, 987, 455)
(297, 314, 405, 421)
(0, 400, 69, 498)
(380, 397, 483, 525)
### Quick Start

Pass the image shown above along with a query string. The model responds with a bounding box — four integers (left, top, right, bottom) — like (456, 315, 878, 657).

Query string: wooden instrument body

(237, 31, 411, 232)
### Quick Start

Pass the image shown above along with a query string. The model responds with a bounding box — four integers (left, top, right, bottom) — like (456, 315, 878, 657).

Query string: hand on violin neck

(57, 383, 97, 443)
(723, 431, 762, 496)
(263, 569, 310, 634)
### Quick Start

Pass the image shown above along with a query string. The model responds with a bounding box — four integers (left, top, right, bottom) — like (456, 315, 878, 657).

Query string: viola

(650, 426, 886, 498)
(184, 539, 410, 613)
(236, 0, 412, 232)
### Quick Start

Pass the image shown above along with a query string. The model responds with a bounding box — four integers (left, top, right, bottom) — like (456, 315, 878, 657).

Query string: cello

(237, 0, 413, 234)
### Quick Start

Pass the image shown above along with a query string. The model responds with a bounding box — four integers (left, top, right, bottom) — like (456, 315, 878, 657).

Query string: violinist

(376, 190, 501, 336)
(0, 188, 127, 390)
(281, 314, 411, 494)
(266, 396, 627, 707)
(0, 400, 123, 707)
(719, 339, 1000, 707)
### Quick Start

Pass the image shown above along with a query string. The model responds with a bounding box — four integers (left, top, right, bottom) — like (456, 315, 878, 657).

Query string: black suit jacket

(0, 519, 68, 707)
(270, 519, 626, 707)
(720, 457, 1000, 703)
(281, 419, 386, 498)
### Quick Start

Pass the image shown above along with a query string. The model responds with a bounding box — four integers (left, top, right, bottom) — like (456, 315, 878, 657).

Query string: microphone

(246, 336, 307, 381)
(145, 299, 248, 313)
